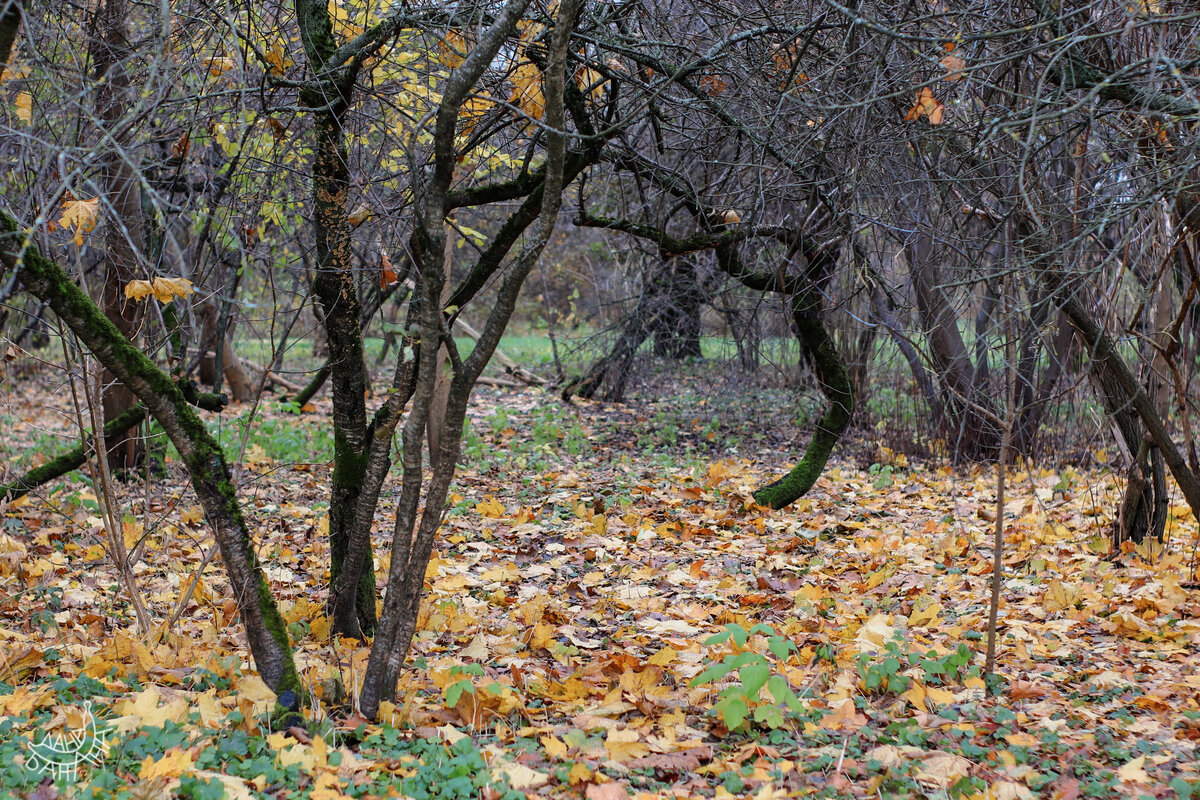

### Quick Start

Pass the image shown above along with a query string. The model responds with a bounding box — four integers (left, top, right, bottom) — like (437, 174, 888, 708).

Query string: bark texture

(90, 0, 146, 473)
(752, 286, 855, 509)
(296, 0, 377, 636)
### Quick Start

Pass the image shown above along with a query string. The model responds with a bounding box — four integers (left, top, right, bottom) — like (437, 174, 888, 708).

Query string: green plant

(857, 639, 978, 696)
(487, 408, 511, 436)
(868, 462, 895, 489)
(689, 623, 805, 731)
(443, 664, 489, 707)
(857, 643, 910, 694)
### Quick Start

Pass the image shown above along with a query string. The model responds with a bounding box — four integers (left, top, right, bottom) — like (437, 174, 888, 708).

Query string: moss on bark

(753, 290, 855, 510)
(1, 404, 147, 502)
(1, 213, 302, 697)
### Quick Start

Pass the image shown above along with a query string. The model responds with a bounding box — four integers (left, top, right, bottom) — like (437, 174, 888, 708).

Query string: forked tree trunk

(355, 0, 582, 718)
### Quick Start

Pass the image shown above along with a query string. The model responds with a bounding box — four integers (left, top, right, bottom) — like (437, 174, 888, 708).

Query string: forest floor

(1, 357, 1199, 799)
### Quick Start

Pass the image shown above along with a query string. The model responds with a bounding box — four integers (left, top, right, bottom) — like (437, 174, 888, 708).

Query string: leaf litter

(1, 370, 1199, 799)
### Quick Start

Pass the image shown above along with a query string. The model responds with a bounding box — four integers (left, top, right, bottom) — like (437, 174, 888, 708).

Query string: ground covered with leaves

(2, 363, 1200, 799)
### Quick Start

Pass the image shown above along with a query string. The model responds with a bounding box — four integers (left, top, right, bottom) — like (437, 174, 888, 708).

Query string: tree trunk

(295, 0, 379, 638)
(906, 229, 1000, 459)
(1055, 289, 1200, 539)
(753, 285, 855, 509)
(90, 0, 145, 474)
(566, 260, 678, 402)
(358, 0, 579, 717)
(652, 257, 703, 359)
(2, 215, 301, 699)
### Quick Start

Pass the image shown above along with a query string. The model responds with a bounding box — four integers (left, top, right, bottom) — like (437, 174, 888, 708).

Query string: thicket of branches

(2, 0, 1200, 716)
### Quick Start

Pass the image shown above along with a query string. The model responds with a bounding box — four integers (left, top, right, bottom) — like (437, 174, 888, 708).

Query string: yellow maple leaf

(265, 42, 293, 77)
(647, 646, 677, 666)
(151, 276, 194, 303)
(574, 66, 606, 100)
(327, 0, 363, 40)
(139, 746, 194, 780)
(310, 772, 351, 800)
(908, 600, 942, 627)
(0, 684, 54, 716)
(509, 58, 545, 120)
(1118, 755, 1150, 783)
(125, 279, 154, 301)
(310, 614, 331, 641)
(206, 56, 237, 77)
(233, 674, 277, 716)
(458, 95, 494, 137)
(603, 728, 649, 762)
(476, 496, 506, 518)
(122, 517, 143, 551)
(112, 685, 189, 732)
(58, 196, 100, 246)
(541, 734, 569, 758)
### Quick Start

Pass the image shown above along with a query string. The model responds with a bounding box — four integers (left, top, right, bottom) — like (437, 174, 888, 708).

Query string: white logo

(27, 702, 109, 784)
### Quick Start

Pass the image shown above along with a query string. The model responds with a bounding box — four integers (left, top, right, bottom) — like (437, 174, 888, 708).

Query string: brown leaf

(585, 783, 630, 800)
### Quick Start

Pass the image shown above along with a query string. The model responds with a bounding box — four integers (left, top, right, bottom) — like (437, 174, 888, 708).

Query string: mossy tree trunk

(1, 216, 301, 699)
(752, 284, 855, 509)
(1, 405, 147, 503)
(575, 183, 856, 509)
(294, 0, 377, 637)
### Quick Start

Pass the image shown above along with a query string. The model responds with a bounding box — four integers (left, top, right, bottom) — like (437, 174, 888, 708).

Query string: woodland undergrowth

(1, 365, 1199, 799)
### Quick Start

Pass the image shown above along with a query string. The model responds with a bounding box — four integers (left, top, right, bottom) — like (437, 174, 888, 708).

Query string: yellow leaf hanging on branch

(509, 59, 545, 120)
(265, 42, 293, 77)
(53, 196, 100, 246)
(125, 277, 194, 303)
(14, 92, 32, 124)
(458, 95, 495, 136)
(438, 31, 468, 69)
(574, 66, 606, 101)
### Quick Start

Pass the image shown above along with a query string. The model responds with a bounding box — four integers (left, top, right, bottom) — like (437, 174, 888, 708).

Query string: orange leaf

(439, 31, 468, 69)
(939, 53, 966, 82)
(380, 252, 398, 289)
(698, 73, 726, 95)
(904, 87, 944, 124)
